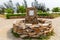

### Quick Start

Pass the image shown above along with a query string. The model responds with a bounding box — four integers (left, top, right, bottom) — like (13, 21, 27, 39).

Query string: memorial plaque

(29, 10, 34, 16)
(25, 7, 38, 24)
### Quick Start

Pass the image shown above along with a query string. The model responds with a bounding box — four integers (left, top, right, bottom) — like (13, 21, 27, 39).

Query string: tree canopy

(17, 6, 26, 13)
(5, 8, 14, 13)
(52, 7, 60, 12)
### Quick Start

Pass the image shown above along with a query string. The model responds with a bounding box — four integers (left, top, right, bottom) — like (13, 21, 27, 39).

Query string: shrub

(37, 10, 43, 14)
(6, 13, 26, 19)
(52, 7, 60, 12)
(38, 13, 50, 16)
(17, 6, 26, 13)
(5, 8, 14, 13)
(6, 12, 54, 19)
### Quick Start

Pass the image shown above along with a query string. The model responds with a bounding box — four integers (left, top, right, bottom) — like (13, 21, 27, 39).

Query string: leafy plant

(52, 7, 60, 12)
(6, 13, 26, 19)
(17, 6, 26, 13)
(38, 13, 50, 16)
(5, 8, 14, 13)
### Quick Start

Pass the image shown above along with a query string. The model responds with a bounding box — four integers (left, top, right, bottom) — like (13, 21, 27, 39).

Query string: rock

(48, 24, 52, 28)
(25, 24, 32, 28)
(32, 35, 39, 37)
(25, 24, 32, 26)
(44, 31, 49, 34)
(46, 28, 50, 30)
(45, 20, 52, 24)
(30, 30, 35, 33)
(38, 23, 42, 26)
(19, 23, 26, 29)
(28, 32, 36, 37)
(38, 32, 43, 35)
(40, 30, 44, 32)
(42, 23, 49, 27)
(13, 18, 53, 38)
(31, 24, 39, 28)
(20, 35, 28, 38)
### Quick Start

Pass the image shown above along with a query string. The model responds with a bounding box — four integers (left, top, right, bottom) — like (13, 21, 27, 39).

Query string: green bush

(38, 13, 51, 16)
(17, 6, 26, 13)
(37, 10, 43, 14)
(52, 7, 60, 12)
(11, 28, 20, 38)
(37, 12, 50, 16)
(5, 8, 14, 13)
(6, 12, 54, 19)
(6, 13, 26, 19)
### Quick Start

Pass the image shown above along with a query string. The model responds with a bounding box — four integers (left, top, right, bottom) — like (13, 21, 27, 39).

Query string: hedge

(6, 13, 26, 19)
(38, 13, 51, 16)
(6, 13, 54, 19)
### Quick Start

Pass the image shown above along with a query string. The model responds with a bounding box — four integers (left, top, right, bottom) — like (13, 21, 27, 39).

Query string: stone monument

(12, 7, 53, 38)
(25, 7, 38, 24)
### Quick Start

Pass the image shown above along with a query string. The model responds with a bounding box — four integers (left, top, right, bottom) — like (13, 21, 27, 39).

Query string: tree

(0, 9, 2, 14)
(32, 0, 48, 12)
(5, 8, 14, 13)
(47, 8, 50, 11)
(1, 8, 5, 14)
(0, 5, 5, 14)
(17, 6, 26, 13)
(23, 0, 27, 8)
(52, 7, 60, 12)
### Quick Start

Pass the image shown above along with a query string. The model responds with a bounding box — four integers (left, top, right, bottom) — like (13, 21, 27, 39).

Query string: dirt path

(0, 17, 60, 40)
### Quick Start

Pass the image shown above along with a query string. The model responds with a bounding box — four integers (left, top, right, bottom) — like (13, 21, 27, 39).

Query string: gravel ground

(0, 17, 60, 40)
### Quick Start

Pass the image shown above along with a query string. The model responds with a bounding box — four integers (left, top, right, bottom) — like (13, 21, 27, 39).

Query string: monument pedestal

(25, 16, 38, 24)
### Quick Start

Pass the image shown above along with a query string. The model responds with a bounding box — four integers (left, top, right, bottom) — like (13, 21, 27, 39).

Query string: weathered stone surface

(13, 19, 53, 38)
(12, 7, 53, 38)
(20, 35, 28, 38)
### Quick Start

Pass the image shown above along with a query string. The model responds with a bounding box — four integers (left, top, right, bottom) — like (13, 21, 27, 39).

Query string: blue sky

(0, 0, 60, 10)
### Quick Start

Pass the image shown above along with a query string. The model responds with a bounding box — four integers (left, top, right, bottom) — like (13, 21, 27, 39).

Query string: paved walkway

(0, 17, 60, 40)
(49, 17, 60, 40)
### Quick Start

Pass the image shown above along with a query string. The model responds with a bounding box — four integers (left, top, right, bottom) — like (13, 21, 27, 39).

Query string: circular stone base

(12, 19, 53, 38)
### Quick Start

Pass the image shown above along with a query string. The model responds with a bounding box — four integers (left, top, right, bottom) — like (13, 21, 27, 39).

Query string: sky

(0, 0, 60, 10)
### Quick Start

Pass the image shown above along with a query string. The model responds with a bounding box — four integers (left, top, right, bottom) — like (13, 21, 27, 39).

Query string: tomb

(12, 7, 53, 38)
